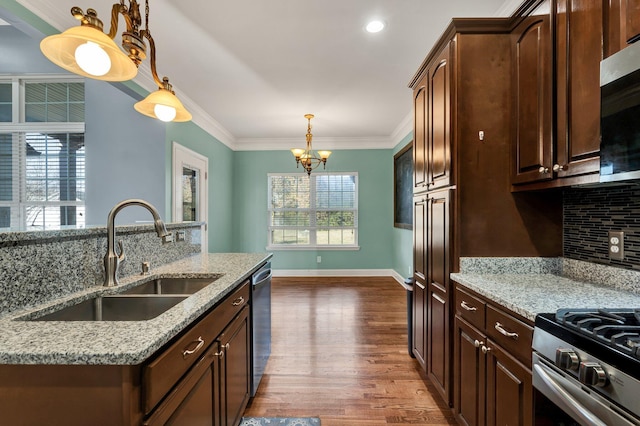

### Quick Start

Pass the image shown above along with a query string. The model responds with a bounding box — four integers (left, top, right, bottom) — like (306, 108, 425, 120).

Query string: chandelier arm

(106, 3, 126, 39)
(141, 30, 165, 88)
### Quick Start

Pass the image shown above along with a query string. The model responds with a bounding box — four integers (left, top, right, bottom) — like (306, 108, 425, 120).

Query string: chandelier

(39, 1, 191, 123)
(291, 114, 332, 176)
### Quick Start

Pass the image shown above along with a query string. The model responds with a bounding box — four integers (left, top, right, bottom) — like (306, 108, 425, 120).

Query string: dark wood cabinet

(606, 0, 640, 55)
(426, 189, 452, 404)
(409, 17, 562, 411)
(512, 0, 604, 188)
(511, 6, 554, 185)
(453, 317, 485, 426)
(427, 46, 452, 191)
(485, 340, 533, 426)
(414, 76, 428, 191)
(219, 306, 251, 426)
(453, 283, 534, 426)
(412, 196, 428, 367)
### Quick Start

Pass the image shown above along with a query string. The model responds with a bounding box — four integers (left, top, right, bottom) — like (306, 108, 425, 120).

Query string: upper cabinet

(412, 43, 452, 193)
(607, 0, 640, 55)
(511, 7, 553, 185)
(511, 0, 605, 189)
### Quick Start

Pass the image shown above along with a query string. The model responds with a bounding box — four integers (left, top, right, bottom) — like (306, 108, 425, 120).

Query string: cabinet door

(555, 0, 603, 178)
(414, 76, 428, 191)
(219, 306, 251, 426)
(626, 0, 640, 43)
(511, 5, 554, 184)
(428, 44, 452, 190)
(485, 339, 533, 426)
(412, 279, 427, 369)
(145, 343, 221, 426)
(453, 317, 486, 426)
(426, 189, 451, 405)
(412, 196, 428, 369)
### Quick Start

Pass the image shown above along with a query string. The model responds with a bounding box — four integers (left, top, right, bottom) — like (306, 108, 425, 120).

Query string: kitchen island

(0, 252, 272, 426)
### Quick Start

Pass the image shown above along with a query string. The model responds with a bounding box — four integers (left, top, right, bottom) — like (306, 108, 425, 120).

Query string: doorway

(172, 142, 208, 252)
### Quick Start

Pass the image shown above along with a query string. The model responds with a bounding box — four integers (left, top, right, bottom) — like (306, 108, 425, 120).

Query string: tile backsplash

(564, 183, 640, 270)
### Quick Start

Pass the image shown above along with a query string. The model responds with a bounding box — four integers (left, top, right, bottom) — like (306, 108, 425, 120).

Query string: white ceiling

(15, 0, 520, 150)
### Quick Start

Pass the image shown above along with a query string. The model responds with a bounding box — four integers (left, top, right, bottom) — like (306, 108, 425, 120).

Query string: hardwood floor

(243, 277, 457, 425)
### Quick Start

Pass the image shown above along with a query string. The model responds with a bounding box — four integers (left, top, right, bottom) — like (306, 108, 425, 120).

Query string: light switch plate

(609, 231, 624, 260)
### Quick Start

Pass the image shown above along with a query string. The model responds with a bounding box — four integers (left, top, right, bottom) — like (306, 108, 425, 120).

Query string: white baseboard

(273, 269, 410, 288)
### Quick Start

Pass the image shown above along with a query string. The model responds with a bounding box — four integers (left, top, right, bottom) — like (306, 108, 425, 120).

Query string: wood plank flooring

(243, 277, 457, 425)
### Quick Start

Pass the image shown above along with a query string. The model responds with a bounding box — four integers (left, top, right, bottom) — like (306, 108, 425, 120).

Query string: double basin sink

(30, 277, 221, 322)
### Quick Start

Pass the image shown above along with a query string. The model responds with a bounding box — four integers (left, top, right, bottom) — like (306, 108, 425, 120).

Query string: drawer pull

(460, 301, 477, 311)
(495, 322, 519, 340)
(232, 296, 245, 306)
(182, 336, 205, 358)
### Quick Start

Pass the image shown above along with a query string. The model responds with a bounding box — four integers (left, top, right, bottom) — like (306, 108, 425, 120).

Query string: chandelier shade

(291, 114, 331, 176)
(40, 25, 138, 81)
(134, 86, 192, 122)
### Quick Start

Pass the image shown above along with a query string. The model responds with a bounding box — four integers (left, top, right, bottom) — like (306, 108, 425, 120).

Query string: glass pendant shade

(40, 25, 138, 81)
(134, 88, 192, 122)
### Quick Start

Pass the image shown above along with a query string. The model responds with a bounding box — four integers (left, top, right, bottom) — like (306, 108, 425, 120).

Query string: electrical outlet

(609, 231, 624, 260)
(317, 256, 322, 263)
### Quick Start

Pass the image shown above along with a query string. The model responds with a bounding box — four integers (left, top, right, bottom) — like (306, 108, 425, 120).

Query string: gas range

(533, 309, 640, 425)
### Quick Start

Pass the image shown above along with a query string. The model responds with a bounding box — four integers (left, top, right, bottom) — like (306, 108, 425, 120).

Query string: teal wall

(392, 133, 414, 279)
(232, 149, 394, 271)
(166, 123, 235, 253)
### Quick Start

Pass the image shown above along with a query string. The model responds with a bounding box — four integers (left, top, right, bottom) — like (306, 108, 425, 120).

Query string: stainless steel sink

(121, 276, 221, 295)
(31, 295, 187, 321)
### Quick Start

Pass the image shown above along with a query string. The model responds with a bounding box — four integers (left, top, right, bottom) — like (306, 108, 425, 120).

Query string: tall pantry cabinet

(409, 19, 563, 407)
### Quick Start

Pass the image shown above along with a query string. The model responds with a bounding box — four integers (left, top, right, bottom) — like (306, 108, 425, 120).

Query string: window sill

(266, 245, 360, 251)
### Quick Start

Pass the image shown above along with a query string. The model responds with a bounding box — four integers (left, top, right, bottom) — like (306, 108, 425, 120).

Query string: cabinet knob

(481, 345, 491, 354)
(553, 164, 566, 172)
(473, 340, 484, 348)
(538, 166, 549, 174)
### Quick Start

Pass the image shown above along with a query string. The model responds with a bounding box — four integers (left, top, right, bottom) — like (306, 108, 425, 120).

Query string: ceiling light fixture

(291, 114, 331, 176)
(39, 1, 192, 122)
(366, 20, 385, 33)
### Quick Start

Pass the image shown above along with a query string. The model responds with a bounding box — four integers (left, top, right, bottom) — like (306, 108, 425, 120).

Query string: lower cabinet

(0, 280, 252, 426)
(453, 283, 533, 426)
(146, 282, 252, 426)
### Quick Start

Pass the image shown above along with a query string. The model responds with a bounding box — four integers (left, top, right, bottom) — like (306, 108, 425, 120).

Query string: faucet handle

(117, 240, 126, 259)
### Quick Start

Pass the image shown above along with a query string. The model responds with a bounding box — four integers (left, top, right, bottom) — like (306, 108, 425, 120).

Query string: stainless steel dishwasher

(250, 261, 272, 396)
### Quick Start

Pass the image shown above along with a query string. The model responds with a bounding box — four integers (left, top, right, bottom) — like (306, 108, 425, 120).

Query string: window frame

(267, 172, 359, 251)
(0, 76, 85, 230)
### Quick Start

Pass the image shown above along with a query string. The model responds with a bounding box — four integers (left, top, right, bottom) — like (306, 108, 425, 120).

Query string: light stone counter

(0, 253, 271, 365)
(452, 258, 640, 322)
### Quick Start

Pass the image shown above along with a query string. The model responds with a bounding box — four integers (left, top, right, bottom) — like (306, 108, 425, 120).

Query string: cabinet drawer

(486, 305, 533, 366)
(143, 280, 250, 414)
(454, 287, 485, 330)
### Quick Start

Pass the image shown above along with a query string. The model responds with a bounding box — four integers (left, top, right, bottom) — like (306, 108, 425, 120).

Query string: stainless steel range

(532, 309, 640, 426)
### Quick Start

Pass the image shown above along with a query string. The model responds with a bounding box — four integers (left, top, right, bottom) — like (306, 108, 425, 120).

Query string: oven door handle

(533, 363, 607, 426)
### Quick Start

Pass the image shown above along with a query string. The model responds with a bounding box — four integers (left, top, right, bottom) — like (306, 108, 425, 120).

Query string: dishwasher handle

(252, 263, 272, 286)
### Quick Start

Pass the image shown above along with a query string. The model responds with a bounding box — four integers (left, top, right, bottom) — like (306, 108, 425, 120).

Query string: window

(268, 173, 358, 249)
(0, 78, 85, 230)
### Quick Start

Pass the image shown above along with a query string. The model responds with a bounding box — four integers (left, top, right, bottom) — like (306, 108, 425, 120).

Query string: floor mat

(240, 418, 321, 426)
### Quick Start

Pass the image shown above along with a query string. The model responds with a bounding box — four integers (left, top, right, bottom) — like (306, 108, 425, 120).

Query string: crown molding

(390, 111, 412, 146)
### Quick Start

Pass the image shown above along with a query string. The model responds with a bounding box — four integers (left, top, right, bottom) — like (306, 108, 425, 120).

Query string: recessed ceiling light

(365, 20, 385, 33)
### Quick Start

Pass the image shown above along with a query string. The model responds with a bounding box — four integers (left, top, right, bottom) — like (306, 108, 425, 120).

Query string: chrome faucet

(103, 199, 172, 286)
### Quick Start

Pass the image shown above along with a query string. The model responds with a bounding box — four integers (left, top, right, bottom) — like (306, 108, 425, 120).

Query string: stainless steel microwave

(600, 41, 640, 182)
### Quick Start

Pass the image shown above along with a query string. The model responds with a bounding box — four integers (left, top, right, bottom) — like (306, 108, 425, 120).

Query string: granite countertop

(451, 272, 640, 323)
(0, 252, 271, 365)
